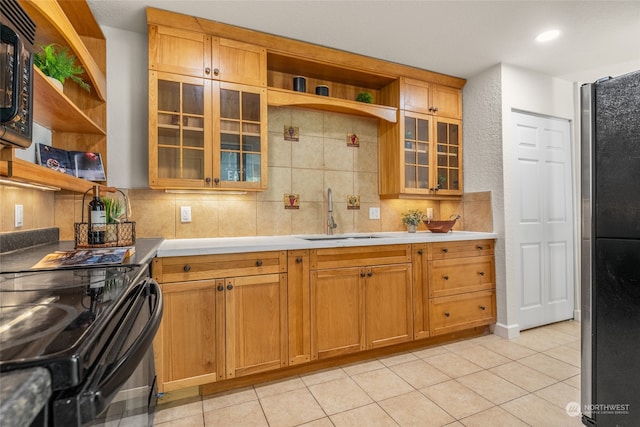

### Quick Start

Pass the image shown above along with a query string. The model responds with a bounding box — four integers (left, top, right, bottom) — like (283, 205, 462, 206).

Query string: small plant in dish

(33, 44, 91, 92)
(401, 209, 423, 226)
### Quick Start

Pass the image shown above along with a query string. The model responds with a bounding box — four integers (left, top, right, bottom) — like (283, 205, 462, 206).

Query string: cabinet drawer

(429, 290, 495, 336)
(429, 255, 495, 298)
(154, 251, 287, 283)
(310, 244, 411, 270)
(429, 239, 494, 260)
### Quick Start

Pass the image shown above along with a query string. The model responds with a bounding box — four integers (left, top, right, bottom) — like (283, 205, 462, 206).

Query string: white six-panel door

(512, 111, 575, 330)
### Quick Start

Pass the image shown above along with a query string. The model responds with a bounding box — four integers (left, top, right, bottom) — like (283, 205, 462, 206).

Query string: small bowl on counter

(421, 214, 460, 233)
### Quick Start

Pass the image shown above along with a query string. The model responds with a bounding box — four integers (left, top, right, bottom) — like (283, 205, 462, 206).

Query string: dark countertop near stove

(0, 368, 51, 427)
(0, 238, 164, 273)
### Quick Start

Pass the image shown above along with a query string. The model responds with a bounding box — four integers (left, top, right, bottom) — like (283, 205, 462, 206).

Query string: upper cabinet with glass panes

(147, 23, 267, 191)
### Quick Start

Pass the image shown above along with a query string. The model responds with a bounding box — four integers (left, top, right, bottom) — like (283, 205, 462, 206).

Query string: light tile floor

(151, 320, 583, 427)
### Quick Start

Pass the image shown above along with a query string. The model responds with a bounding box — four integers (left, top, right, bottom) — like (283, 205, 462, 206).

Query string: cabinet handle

(214, 177, 220, 185)
(431, 107, 439, 113)
(444, 312, 450, 317)
(227, 283, 233, 291)
(213, 68, 220, 76)
(443, 275, 449, 280)
(205, 177, 212, 184)
(479, 305, 486, 310)
(256, 260, 263, 267)
(476, 245, 483, 250)
(183, 264, 191, 272)
(360, 271, 366, 277)
(478, 271, 485, 276)
(296, 257, 303, 263)
(442, 248, 448, 253)
(417, 249, 423, 255)
(367, 271, 373, 277)
(205, 67, 211, 75)
(217, 284, 224, 292)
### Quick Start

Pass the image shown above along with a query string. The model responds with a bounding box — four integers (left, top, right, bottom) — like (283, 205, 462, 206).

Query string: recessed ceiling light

(536, 29, 561, 43)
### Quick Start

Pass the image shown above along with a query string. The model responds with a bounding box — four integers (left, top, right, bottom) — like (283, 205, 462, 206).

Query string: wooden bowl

(421, 215, 460, 233)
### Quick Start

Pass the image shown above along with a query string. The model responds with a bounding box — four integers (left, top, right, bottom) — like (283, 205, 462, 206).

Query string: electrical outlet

(15, 204, 24, 227)
(369, 207, 380, 220)
(180, 206, 192, 223)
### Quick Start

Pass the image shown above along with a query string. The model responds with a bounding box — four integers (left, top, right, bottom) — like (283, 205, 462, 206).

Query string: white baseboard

(493, 322, 521, 339)
(573, 309, 581, 322)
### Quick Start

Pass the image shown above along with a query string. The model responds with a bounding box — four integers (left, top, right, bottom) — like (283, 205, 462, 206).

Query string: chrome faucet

(327, 188, 338, 235)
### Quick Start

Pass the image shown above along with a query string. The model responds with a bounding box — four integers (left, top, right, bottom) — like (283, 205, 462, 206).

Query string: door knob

(442, 248, 448, 253)
(480, 305, 486, 310)
(443, 275, 449, 280)
(256, 260, 263, 267)
(227, 283, 233, 290)
(444, 312, 450, 317)
(183, 264, 191, 272)
(217, 285, 224, 292)
(296, 257, 302, 263)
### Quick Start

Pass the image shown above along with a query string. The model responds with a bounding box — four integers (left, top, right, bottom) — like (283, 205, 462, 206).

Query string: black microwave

(1, 0, 35, 149)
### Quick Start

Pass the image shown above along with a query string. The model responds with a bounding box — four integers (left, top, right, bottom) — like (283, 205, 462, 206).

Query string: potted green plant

(401, 209, 422, 233)
(33, 44, 91, 92)
(355, 91, 373, 103)
(102, 196, 124, 223)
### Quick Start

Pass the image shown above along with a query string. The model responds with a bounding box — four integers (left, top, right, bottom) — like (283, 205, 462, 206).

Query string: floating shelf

(267, 88, 397, 123)
(0, 157, 96, 193)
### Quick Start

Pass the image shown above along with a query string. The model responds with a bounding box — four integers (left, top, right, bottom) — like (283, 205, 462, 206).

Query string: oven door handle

(88, 278, 163, 418)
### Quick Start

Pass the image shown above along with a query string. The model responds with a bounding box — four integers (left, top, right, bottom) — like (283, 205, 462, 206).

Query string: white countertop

(157, 231, 497, 257)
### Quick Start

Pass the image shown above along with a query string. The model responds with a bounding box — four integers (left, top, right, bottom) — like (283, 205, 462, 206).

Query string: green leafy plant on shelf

(33, 44, 91, 92)
(355, 91, 373, 103)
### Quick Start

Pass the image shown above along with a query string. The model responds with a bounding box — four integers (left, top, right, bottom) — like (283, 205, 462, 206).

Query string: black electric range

(0, 260, 162, 425)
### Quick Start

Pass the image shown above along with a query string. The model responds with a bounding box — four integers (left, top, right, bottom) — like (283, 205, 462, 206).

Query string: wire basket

(75, 188, 136, 248)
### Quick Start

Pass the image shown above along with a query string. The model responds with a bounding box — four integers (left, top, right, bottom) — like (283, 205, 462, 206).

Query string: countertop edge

(0, 367, 51, 427)
(156, 232, 498, 257)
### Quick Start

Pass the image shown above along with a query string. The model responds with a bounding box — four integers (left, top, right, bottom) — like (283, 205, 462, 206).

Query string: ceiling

(87, 0, 640, 83)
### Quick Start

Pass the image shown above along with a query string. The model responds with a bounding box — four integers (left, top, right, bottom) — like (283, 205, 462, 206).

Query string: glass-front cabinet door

(149, 71, 212, 188)
(400, 112, 462, 196)
(213, 82, 267, 190)
(434, 117, 462, 196)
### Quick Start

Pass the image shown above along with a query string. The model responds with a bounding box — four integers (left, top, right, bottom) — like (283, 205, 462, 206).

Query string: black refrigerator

(581, 70, 640, 427)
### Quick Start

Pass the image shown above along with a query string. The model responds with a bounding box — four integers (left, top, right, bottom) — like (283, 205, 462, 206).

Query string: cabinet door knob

(213, 68, 220, 76)
(444, 312, 450, 317)
(432, 107, 439, 112)
(214, 177, 220, 185)
(478, 271, 485, 276)
(443, 275, 449, 280)
(217, 284, 224, 292)
(205, 177, 212, 184)
(479, 305, 486, 310)
(367, 271, 373, 277)
(442, 248, 448, 253)
(296, 257, 303, 263)
(205, 67, 211, 75)
(227, 283, 233, 291)
(183, 264, 191, 272)
(417, 249, 423, 255)
(256, 260, 263, 267)
(360, 271, 366, 277)
(476, 245, 483, 250)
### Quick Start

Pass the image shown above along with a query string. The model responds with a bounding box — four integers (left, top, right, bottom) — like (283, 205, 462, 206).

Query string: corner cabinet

(148, 22, 268, 191)
(379, 78, 463, 199)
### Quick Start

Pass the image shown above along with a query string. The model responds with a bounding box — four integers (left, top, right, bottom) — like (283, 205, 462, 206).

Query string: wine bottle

(88, 185, 106, 244)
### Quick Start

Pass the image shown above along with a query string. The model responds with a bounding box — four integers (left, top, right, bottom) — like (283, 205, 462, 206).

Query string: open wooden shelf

(33, 68, 106, 134)
(0, 156, 96, 193)
(268, 88, 397, 123)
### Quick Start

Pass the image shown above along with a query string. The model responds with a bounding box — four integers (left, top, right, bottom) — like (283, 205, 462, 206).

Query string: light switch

(180, 206, 192, 223)
(15, 204, 24, 227)
(369, 207, 380, 220)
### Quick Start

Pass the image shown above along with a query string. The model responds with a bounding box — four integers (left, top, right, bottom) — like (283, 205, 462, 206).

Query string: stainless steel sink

(301, 235, 384, 241)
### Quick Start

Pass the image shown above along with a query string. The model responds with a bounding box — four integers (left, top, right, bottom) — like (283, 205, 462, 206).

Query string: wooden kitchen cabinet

(155, 279, 223, 392)
(310, 245, 413, 359)
(427, 239, 496, 336)
(401, 77, 462, 119)
(379, 111, 462, 198)
(152, 251, 288, 391)
(148, 71, 267, 190)
(287, 250, 311, 365)
(149, 24, 267, 86)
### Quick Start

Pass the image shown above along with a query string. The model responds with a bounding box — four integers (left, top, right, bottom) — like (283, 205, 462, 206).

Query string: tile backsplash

(1, 107, 493, 238)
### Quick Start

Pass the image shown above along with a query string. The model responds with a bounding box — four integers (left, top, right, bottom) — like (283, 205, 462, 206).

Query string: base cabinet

(429, 290, 496, 335)
(310, 245, 413, 360)
(153, 252, 287, 392)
